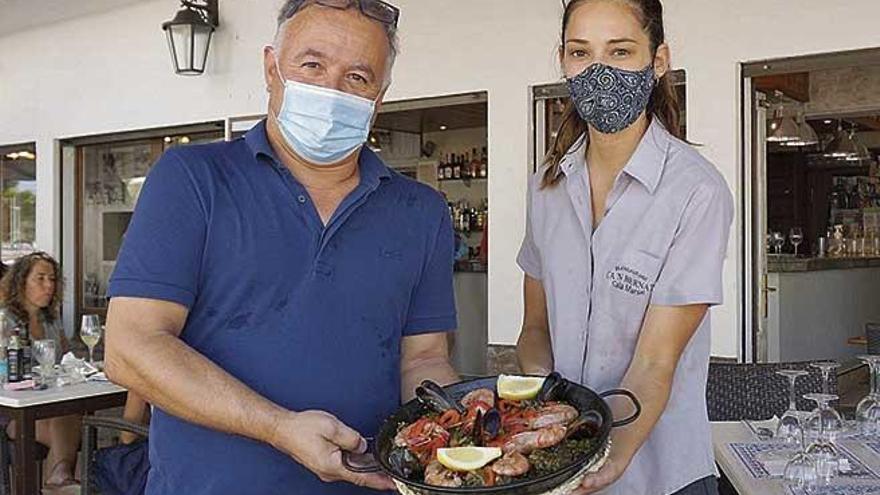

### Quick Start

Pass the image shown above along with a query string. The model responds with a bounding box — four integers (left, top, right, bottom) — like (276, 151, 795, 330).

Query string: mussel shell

(536, 371, 568, 402)
(471, 409, 485, 446)
(416, 380, 465, 414)
(565, 410, 603, 441)
(482, 408, 502, 440)
(388, 447, 422, 479)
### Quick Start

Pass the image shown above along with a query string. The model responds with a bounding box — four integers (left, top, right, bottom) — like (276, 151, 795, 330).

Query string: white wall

(767, 268, 880, 362)
(3, 0, 880, 357)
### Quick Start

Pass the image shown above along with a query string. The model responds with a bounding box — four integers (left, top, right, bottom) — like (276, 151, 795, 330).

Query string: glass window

(77, 131, 223, 315)
(0, 144, 38, 264)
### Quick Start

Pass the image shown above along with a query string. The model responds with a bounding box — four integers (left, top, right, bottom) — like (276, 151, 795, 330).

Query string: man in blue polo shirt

(104, 1, 459, 494)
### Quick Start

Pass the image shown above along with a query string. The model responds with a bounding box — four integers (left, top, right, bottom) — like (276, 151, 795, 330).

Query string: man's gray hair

(274, 0, 399, 87)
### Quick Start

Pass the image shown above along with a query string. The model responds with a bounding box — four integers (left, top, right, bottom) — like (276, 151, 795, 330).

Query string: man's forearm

(106, 331, 286, 446)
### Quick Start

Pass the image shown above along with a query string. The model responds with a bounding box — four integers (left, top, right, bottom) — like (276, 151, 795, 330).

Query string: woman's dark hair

(543, 0, 683, 188)
(0, 252, 63, 327)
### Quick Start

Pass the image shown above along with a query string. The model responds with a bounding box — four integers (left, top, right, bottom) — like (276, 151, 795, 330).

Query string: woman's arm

(573, 303, 708, 495)
(516, 275, 554, 375)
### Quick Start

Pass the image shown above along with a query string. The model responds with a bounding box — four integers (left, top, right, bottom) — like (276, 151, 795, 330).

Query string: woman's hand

(570, 452, 630, 495)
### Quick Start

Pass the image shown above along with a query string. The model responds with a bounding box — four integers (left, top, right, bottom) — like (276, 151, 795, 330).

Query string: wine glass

(783, 429, 818, 492)
(857, 355, 880, 435)
(771, 231, 786, 255)
(776, 369, 809, 445)
(32, 339, 56, 385)
(790, 227, 804, 257)
(811, 361, 840, 396)
(81, 315, 102, 365)
(804, 393, 843, 485)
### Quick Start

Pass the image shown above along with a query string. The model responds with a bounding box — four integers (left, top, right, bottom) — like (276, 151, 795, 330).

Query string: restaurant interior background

(2, 0, 880, 374)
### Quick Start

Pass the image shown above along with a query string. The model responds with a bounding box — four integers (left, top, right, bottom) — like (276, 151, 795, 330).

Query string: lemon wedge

(497, 374, 546, 401)
(436, 447, 502, 472)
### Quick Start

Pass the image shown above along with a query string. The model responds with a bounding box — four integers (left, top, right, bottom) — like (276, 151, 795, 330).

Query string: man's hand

(269, 410, 397, 491)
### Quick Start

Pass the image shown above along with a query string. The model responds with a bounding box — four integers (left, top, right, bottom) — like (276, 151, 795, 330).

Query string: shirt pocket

(601, 249, 663, 324)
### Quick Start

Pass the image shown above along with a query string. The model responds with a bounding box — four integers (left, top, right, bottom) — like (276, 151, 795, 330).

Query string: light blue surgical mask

(273, 58, 377, 166)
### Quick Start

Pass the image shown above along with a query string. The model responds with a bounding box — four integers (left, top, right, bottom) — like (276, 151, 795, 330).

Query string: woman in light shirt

(0, 252, 81, 488)
(516, 1, 733, 494)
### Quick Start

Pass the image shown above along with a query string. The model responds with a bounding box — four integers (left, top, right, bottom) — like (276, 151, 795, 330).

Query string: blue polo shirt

(108, 121, 457, 495)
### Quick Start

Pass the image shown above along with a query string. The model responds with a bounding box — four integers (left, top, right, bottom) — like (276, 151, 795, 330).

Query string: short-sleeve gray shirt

(518, 119, 734, 495)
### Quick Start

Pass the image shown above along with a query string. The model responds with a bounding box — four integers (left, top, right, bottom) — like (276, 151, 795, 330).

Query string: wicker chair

(708, 361, 839, 495)
(866, 323, 880, 355)
(81, 416, 149, 495)
(706, 361, 837, 422)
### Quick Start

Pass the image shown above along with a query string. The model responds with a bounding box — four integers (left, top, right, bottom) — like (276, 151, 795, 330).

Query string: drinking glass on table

(805, 393, 843, 485)
(811, 361, 840, 396)
(32, 339, 56, 385)
(857, 355, 880, 435)
(783, 429, 817, 492)
(81, 314, 102, 365)
(789, 227, 804, 257)
(776, 369, 809, 445)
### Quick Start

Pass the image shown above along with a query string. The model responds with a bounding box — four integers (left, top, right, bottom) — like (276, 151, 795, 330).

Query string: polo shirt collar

(244, 119, 392, 186)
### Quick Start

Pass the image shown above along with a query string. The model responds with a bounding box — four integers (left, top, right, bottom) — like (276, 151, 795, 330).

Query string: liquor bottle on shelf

(470, 148, 480, 179)
(437, 154, 445, 182)
(453, 154, 462, 180)
(459, 201, 471, 232)
(462, 152, 471, 179)
(443, 154, 454, 180)
(479, 146, 488, 178)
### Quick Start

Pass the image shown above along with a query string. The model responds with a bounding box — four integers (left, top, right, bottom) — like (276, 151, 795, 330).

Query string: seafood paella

(388, 374, 604, 488)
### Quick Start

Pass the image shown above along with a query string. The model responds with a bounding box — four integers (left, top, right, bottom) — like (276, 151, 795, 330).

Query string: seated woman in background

(0, 252, 81, 488)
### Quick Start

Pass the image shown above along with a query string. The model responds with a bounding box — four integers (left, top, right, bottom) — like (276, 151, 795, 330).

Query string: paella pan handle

(341, 437, 382, 474)
(599, 389, 641, 428)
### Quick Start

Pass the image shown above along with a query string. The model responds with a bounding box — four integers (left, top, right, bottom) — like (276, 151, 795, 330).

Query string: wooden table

(713, 421, 880, 495)
(849, 336, 868, 347)
(0, 381, 126, 495)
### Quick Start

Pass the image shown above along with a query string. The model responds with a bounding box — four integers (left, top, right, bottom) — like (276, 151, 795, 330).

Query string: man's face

(264, 4, 390, 116)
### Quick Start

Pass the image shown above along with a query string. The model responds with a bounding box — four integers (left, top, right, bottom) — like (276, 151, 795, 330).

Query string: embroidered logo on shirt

(606, 265, 654, 296)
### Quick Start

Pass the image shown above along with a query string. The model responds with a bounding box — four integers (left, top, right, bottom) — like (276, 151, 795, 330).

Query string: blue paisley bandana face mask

(567, 63, 656, 134)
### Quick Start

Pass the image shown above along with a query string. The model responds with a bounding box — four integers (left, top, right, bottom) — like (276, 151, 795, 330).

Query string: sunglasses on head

(294, 0, 399, 28)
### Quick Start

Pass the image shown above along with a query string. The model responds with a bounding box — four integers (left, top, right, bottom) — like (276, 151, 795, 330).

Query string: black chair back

(866, 323, 880, 355)
(707, 361, 837, 421)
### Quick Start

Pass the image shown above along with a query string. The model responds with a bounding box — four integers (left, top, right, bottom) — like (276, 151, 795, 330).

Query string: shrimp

(529, 403, 579, 429)
(491, 451, 530, 477)
(424, 460, 463, 488)
(503, 424, 567, 454)
(461, 388, 495, 410)
(394, 418, 449, 449)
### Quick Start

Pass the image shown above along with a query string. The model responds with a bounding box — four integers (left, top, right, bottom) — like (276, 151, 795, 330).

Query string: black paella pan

(343, 374, 641, 495)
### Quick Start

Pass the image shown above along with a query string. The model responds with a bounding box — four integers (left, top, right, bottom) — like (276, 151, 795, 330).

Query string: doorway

(741, 48, 880, 363)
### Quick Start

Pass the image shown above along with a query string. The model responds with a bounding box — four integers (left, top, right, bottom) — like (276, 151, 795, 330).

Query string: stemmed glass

(811, 361, 840, 396)
(857, 355, 880, 435)
(32, 339, 56, 386)
(771, 231, 786, 255)
(776, 369, 810, 445)
(805, 393, 844, 485)
(790, 227, 804, 257)
(783, 428, 818, 492)
(81, 315, 102, 365)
